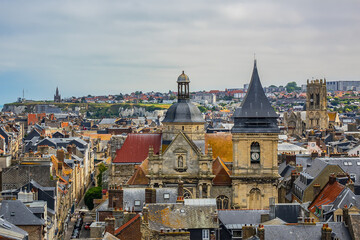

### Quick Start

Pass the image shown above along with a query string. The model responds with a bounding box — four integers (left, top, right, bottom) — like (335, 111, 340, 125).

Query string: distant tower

(54, 87, 61, 103)
(306, 79, 328, 130)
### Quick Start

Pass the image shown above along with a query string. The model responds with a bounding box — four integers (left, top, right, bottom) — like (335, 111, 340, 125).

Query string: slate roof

(162, 99, 205, 123)
(232, 60, 279, 133)
(218, 209, 270, 226)
(147, 203, 218, 231)
(320, 157, 360, 185)
(233, 60, 277, 118)
(0, 200, 45, 226)
(113, 133, 162, 163)
(263, 222, 351, 240)
(0, 216, 28, 240)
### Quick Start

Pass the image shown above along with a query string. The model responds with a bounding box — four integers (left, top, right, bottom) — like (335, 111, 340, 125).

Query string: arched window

(316, 93, 320, 107)
(249, 188, 261, 209)
(250, 142, 260, 163)
(310, 93, 314, 107)
(178, 155, 184, 168)
(216, 195, 229, 209)
(183, 189, 192, 199)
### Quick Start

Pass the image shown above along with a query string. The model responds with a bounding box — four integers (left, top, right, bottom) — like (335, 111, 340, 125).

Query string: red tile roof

(114, 214, 140, 236)
(308, 180, 345, 214)
(112, 133, 161, 163)
(212, 157, 232, 186)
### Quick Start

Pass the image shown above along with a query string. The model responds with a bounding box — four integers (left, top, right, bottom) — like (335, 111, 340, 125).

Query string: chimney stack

(108, 185, 123, 209)
(321, 224, 332, 240)
(257, 225, 265, 240)
(105, 217, 115, 235)
(56, 149, 65, 162)
(313, 184, 321, 197)
(242, 225, 256, 240)
(329, 174, 336, 184)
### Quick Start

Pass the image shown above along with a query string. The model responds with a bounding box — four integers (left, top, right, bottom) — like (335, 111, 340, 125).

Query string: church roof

(162, 100, 205, 123)
(113, 133, 161, 163)
(205, 133, 233, 163)
(233, 60, 278, 118)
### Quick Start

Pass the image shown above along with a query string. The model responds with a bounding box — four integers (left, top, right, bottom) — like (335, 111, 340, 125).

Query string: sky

(0, 0, 360, 105)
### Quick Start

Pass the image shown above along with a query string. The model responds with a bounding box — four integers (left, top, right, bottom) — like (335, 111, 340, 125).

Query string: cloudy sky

(0, 0, 360, 104)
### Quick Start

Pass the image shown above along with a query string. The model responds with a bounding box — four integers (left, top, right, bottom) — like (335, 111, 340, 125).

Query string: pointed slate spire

(232, 60, 279, 133)
(234, 60, 277, 118)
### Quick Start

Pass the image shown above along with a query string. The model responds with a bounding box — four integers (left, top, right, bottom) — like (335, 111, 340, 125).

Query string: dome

(177, 71, 190, 83)
(162, 100, 204, 123)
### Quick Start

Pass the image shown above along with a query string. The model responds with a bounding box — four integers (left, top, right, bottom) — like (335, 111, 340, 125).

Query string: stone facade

(306, 79, 328, 130)
(162, 122, 205, 143)
(232, 133, 279, 209)
(283, 111, 305, 136)
(148, 132, 214, 199)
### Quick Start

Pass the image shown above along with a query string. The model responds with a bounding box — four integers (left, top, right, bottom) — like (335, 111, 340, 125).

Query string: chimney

(313, 184, 321, 197)
(56, 149, 65, 162)
(343, 206, 350, 226)
(242, 225, 256, 240)
(108, 185, 123, 209)
(321, 224, 332, 240)
(143, 206, 149, 224)
(145, 188, 156, 204)
(295, 164, 303, 173)
(257, 224, 265, 240)
(329, 174, 336, 184)
(346, 179, 354, 193)
(177, 180, 184, 203)
(105, 217, 115, 235)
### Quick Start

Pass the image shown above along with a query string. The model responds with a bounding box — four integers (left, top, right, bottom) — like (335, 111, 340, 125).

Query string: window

(336, 215, 343, 222)
(348, 162, 353, 166)
(250, 142, 260, 163)
(232, 230, 242, 239)
(357, 162, 360, 166)
(134, 200, 141, 206)
(344, 162, 348, 166)
(202, 229, 209, 240)
(216, 195, 229, 209)
(350, 174, 356, 182)
(182, 126, 185, 131)
(163, 193, 170, 200)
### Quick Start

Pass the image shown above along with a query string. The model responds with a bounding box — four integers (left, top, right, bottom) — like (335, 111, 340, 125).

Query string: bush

(84, 187, 102, 210)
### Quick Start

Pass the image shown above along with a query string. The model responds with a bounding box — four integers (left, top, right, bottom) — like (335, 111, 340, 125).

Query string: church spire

(232, 60, 279, 133)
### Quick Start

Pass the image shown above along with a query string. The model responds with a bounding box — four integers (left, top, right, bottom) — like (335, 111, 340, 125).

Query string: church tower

(54, 87, 61, 103)
(162, 71, 205, 148)
(306, 79, 328, 130)
(231, 60, 279, 209)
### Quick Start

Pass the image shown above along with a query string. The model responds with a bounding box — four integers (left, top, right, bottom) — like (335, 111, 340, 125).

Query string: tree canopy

(285, 82, 301, 92)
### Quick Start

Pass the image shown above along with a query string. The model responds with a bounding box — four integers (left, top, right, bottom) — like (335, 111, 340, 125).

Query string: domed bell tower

(162, 71, 205, 149)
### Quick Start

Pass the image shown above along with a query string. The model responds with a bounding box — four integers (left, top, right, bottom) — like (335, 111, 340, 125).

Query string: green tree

(96, 163, 108, 187)
(198, 106, 207, 113)
(285, 82, 301, 93)
(84, 187, 102, 210)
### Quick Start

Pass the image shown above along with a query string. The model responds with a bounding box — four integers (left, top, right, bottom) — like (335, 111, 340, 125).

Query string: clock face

(251, 152, 260, 161)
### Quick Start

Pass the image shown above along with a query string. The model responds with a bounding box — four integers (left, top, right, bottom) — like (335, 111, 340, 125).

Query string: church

(124, 60, 280, 209)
